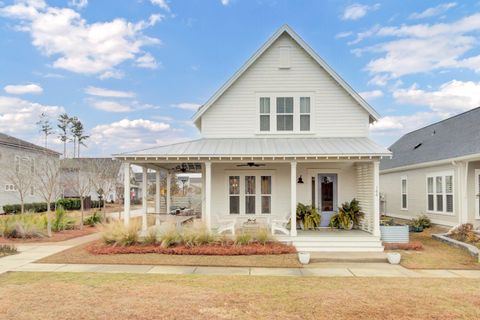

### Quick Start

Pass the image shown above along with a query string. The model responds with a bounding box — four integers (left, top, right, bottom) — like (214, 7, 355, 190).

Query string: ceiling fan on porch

(236, 162, 266, 167)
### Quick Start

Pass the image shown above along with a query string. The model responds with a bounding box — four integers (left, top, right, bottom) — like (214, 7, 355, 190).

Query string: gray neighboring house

(0, 132, 60, 213)
(380, 107, 480, 228)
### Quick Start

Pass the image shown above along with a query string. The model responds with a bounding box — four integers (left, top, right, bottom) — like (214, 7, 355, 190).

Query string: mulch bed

(383, 241, 423, 251)
(0, 226, 98, 244)
(87, 241, 297, 256)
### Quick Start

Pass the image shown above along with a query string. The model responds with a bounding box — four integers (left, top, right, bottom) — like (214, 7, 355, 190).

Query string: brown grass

(1, 272, 480, 320)
(37, 241, 301, 268)
(0, 226, 98, 244)
(386, 224, 480, 270)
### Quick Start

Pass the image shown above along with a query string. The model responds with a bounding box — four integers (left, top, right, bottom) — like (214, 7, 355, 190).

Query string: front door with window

(318, 174, 337, 227)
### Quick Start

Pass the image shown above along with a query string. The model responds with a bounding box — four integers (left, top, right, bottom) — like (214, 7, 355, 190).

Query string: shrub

(235, 232, 252, 245)
(52, 206, 76, 232)
(84, 211, 102, 227)
(416, 214, 431, 229)
(143, 227, 159, 245)
(101, 221, 140, 246)
(252, 228, 273, 245)
(0, 244, 17, 256)
(56, 198, 81, 211)
(0, 213, 46, 238)
(447, 223, 475, 242)
(158, 224, 181, 248)
(296, 203, 321, 230)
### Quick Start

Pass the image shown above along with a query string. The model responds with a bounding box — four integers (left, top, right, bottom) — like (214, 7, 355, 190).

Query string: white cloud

(91, 100, 132, 112)
(393, 80, 480, 115)
(341, 3, 380, 21)
(69, 0, 88, 9)
(173, 103, 201, 111)
(150, 0, 170, 12)
(409, 2, 457, 20)
(335, 31, 353, 39)
(90, 118, 175, 153)
(135, 53, 159, 69)
(85, 86, 135, 98)
(4, 83, 43, 95)
(220, 0, 231, 5)
(349, 13, 480, 80)
(99, 70, 124, 80)
(0, 95, 64, 145)
(359, 90, 383, 100)
(0, 0, 161, 76)
(370, 112, 439, 136)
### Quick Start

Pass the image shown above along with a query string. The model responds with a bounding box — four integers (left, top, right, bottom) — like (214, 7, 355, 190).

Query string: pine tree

(57, 113, 70, 158)
(36, 112, 54, 148)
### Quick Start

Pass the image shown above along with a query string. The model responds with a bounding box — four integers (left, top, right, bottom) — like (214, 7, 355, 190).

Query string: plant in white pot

(298, 252, 311, 264)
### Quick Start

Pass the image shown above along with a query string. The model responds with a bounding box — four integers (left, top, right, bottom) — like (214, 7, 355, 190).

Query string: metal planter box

(380, 225, 409, 243)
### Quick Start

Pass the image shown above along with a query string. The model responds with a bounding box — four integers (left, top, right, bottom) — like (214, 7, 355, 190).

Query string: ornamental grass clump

(158, 224, 181, 248)
(0, 213, 46, 239)
(235, 232, 252, 245)
(101, 220, 140, 246)
(253, 228, 274, 245)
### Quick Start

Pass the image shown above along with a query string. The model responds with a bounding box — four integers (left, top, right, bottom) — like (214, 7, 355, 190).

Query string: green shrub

(0, 213, 46, 238)
(0, 244, 17, 256)
(416, 214, 431, 229)
(235, 232, 252, 245)
(52, 206, 76, 232)
(84, 211, 102, 226)
(56, 198, 81, 211)
(101, 221, 140, 246)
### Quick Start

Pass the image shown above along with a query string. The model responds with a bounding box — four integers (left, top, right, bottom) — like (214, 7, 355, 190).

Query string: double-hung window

(276, 97, 294, 131)
(401, 177, 407, 210)
(229, 176, 240, 214)
(259, 97, 270, 131)
(300, 97, 311, 131)
(228, 173, 273, 215)
(245, 176, 256, 214)
(261, 176, 272, 214)
(427, 173, 453, 214)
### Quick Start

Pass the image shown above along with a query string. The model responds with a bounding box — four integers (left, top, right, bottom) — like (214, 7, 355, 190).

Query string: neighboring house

(60, 158, 122, 203)
(115, 25, 391, 251)
(380, 107, 480, 228)
(0, 132, 60, 213)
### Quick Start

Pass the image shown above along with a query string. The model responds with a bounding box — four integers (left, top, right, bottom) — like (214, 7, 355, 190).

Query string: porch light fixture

(297, 175, 304, 184)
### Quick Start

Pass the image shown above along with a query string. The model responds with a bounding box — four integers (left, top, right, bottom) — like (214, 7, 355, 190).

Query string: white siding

(380, 164, 459, 227)
(200, 33, 370, 138)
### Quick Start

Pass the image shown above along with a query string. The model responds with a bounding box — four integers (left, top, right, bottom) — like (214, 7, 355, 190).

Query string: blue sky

(1, 0, 480, 156)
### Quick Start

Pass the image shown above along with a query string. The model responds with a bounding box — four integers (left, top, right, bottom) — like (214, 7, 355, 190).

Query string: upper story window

(259, 97, 270, 132)
(258, 94, 312, 134)
(276, 97, 294, 131)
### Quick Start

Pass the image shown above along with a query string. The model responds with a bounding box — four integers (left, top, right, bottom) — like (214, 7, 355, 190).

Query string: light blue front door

(318, 174, 338, 227)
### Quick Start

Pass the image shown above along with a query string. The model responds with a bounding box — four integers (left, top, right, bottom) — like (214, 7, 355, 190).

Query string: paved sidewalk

(7, 262, 480, 278)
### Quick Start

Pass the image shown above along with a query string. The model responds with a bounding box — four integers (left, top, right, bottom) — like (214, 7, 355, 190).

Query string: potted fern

(329, 199, 365, 230)
(296, 203, 321, 230)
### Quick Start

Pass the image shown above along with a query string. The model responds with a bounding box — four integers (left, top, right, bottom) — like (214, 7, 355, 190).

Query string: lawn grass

(1, 272, 479, 320)
(387, 224, 480, 270)
(37, 241, 301, 268)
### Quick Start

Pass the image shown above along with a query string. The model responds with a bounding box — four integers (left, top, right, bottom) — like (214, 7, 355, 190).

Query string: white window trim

(475, 169, 480, 220)
(225, 170, 276, 216)
(255, 92, 315, 135)
(426, 171, 454, 216)
(5, 184, 16, 192)
(400, 176, 408, 211)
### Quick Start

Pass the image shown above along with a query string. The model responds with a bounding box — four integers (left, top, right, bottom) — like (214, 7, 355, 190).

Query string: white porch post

(205, 161, 212, 231)
(373, 161, 380, 237)
(155, 169, 161, 226)
(141, 166, 148, 232)
(166, 170, 171, 216)
(123, 162, 130, 225)
(290, 161, 297, 236)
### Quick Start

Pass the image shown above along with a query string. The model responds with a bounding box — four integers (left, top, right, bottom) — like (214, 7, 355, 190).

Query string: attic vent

(432, 129, 436, 135)
(279, 46, 291, 69)
(414, 143, 422, 150)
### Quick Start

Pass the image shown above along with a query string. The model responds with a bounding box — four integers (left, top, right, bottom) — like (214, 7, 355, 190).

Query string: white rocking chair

(271, 213, 291, 235)
(217, 217, 237, 235)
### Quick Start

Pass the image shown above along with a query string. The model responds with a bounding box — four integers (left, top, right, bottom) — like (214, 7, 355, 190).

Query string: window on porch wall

(261, 176, 271, 214)
(229, 176, 240, 214)
(245, 176, 256, 214)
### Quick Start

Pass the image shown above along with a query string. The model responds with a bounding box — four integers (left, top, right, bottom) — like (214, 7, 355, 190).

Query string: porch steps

(278, 235, 384, 253)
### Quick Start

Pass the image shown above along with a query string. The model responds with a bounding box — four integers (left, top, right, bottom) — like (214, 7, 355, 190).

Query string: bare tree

(6, 153, 35, 214)
(35, 156, 61, 237)
(89, 159, 121, 221)
(61, 159, 92, 229)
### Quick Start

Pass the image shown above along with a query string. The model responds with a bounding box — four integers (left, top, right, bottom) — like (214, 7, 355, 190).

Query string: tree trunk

(102, 198, 106, 222)
(80, 196, 84, 230)
(63, 140, 66, 159)
(46, 203, 52, 237)
(20, 195, 24, 214)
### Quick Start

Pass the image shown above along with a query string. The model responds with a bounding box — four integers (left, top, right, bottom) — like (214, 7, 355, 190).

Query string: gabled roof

(116, 137, 391, 158)
(192, 24, 380, 126)
(380, 107, 480, 171)
(0, 132, 60, 156)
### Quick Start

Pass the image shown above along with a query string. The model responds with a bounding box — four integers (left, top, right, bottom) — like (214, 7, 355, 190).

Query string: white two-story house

(115, 25, 391, 252)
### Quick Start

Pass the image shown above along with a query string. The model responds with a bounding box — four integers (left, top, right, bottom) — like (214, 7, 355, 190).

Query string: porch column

(123, 162, 130, 225)
(372, 161, 380, 237)
(141, 166, 148, 232)
(205, 161, 212, 231)
(155, 169, 161, 226)
(290, 161, 297, 236)
(166, 170, 171, 216)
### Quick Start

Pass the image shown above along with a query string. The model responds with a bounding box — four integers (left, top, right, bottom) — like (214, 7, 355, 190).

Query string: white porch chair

(217, 217, 237, 235)
(271, 213, 291, 235)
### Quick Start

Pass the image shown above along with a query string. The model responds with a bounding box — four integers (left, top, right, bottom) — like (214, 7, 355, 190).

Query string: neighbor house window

(300, 97, 311, 131)
(229, 176, 240, 214)
(5, 184, 16, 192)
(261, 176, 271, 214)
(276, 97, 293, 131)
(401, 177, 407, 210)
(427, 173, 453, 214)
(30, 186, 34, 196)
(245, 176, 256, 214)
(259, 97, 270, 131)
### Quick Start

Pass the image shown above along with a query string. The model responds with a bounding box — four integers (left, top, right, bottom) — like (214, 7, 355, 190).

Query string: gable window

(427, 172, 453, 214)
(300, 97, 311, 131)
(259, 97, 270, 131)
(276, 97, 294, 131)
(401, 177, 407, 210)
